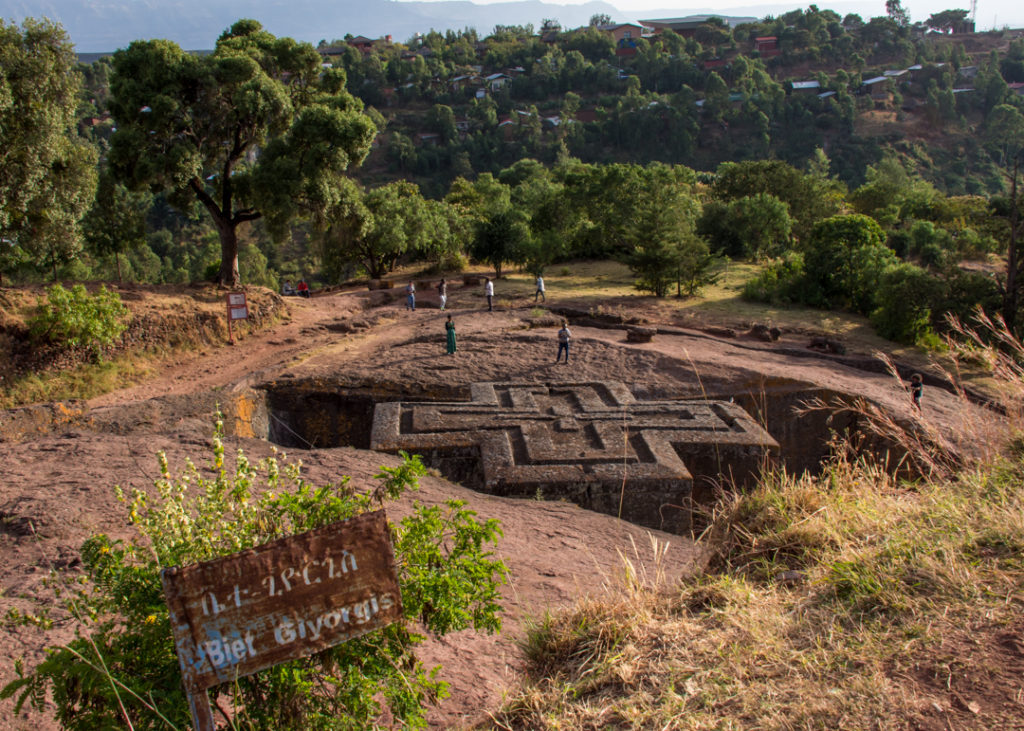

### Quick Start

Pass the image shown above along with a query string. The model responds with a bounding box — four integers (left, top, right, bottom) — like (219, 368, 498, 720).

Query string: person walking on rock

(556, 321, 571, 363)
(484, 277, 494, 312)
(534, 274, 546, 302)
(437, 278, 447, 311)
(445, 314, 457, 355)
(405, 281, 416, 311)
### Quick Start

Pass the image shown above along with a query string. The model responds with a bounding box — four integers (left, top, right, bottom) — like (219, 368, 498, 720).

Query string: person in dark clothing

(909, 373, 923, 410)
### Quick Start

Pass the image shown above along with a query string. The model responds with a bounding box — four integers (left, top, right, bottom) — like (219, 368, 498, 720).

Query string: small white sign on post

(225, 292, 248, 343)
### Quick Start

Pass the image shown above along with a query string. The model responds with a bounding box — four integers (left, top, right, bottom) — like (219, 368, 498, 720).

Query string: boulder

(626, 326, 656, 343)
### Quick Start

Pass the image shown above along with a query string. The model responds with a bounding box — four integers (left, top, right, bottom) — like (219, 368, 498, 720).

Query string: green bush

(2, 419, 505, 729)
(870, 263, 942, 344)
(742, 252, 806, 305)
(28, 283, 129, 355)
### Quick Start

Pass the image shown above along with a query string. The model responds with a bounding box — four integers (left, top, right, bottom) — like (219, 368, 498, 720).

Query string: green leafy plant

(2, 418, 505, 729)
(28, 283, 129, 356)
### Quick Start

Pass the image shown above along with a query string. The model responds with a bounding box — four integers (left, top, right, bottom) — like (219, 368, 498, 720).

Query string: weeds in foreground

(488, 315, 1024, 730)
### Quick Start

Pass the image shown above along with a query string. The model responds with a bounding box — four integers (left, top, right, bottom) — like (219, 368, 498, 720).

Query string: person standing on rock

(437, 278, 447, 311)
(405, 281, 416, 311)
(908, 373, 923, 410)
(484, 277, 494, 312)
(556, 321, 571, 363)
(445, 314, 457, 355)
(534, 274, 546, 302)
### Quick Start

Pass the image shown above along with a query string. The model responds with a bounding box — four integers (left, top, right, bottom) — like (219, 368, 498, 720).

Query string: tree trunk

(115, 252, 123, 283)
(216, 224, 241, 287)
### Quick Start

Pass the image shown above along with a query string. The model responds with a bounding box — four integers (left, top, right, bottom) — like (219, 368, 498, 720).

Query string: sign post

(225, 292, 248, 344)
(161, 510, 403, 730)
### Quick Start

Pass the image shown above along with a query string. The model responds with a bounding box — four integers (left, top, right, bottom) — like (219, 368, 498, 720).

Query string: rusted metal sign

(225, 292, 248, 320)
(225, 291, 248, 344)
(161, 510, 402, 696)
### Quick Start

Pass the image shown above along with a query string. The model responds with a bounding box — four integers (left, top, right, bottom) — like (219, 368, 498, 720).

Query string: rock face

(370, 381, 779, 533)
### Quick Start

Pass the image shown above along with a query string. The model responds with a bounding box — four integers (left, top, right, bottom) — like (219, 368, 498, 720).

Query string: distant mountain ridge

(3, 0, 891, 52)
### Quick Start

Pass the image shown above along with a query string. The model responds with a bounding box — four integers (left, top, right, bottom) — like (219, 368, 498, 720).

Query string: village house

(640, 15, 757, 37)
(754, 36, 780, 56)
(862, 76, 891, 100)
(414, 131, 440, 147)
(791, 80, 821, 93)
(346, 35, 392, 53)
(485, 73, 511, 91)
(596, 22, 651, 45)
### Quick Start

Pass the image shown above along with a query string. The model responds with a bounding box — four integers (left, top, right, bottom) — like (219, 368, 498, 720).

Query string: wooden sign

(161, 510, 402, 728)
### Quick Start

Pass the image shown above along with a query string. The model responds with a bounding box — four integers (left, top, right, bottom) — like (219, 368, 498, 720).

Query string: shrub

(742, 252, 806, 305)
(870, 262, 943, 344)
(2, 419, 505, 729)
(28, 284, 129, 356)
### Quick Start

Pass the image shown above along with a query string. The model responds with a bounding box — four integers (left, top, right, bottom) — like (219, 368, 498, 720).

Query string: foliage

(0, 18, 98, 282)
(107, 20, 376, 286)
(697, 193, 793, 259)
(622, 172, 713, 297)
(28, 283, 129, 355)
(2, 421, 505, 729)
(709, 160, 843, 241)
(472, 209, 529, 278)
(800, 214, 896, 313)
(741, 252, 806, 304)
(869, 262, 942, 344)
(82, 171, 151, 282)
(319, 180, 447, 281)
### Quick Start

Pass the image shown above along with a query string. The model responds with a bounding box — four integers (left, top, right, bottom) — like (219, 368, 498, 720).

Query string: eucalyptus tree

(107, 19, 376, 286)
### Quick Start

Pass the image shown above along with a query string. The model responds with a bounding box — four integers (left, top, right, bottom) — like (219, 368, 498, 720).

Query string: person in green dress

(445, 314, 457, 355)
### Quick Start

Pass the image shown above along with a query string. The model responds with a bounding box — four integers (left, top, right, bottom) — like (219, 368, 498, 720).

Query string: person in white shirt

(405, 281, 415, 311)
(534, 275, 545, 302)
(556, 321, 571, 363)
(484, 277, 494, 312)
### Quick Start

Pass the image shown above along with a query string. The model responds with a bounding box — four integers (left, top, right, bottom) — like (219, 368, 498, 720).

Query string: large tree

(0, 18, 97, 283)
(107, 20, 376, 286)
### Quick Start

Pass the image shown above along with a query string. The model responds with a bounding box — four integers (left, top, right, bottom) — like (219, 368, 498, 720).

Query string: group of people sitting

(281, 280, 311, 298)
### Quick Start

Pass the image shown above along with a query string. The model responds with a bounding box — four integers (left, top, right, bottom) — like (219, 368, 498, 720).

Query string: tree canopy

(0, 18, 97, 282)
(107, 20, 376, 286)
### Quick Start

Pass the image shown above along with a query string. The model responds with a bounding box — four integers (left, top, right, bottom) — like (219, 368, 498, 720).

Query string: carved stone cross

(370, 381, 778, 533)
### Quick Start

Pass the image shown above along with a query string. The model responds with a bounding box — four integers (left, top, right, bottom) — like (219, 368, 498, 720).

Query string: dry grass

(486, 316, 1024, 730)
(0, 352, 161, 409)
